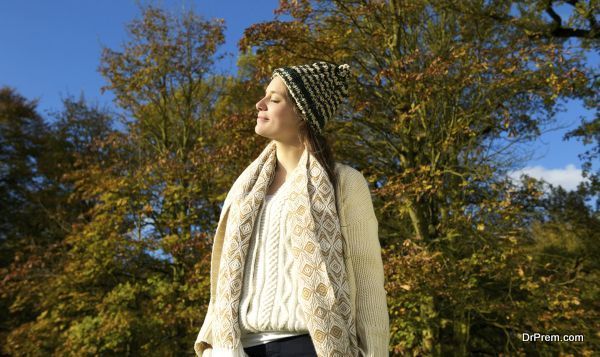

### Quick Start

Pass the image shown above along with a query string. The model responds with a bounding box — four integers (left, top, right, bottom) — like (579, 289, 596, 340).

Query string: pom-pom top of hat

(271, 61, 351, 134)
(337, 63, 350, 77)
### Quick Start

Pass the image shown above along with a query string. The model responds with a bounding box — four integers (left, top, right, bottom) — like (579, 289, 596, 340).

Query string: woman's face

(255, 76, 304, 144)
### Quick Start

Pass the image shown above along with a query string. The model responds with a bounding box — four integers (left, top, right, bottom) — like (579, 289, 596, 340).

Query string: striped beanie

(271, 61, 351, 134)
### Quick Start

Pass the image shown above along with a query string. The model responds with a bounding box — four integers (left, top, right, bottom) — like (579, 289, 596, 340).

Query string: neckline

(265, 177, 290, 199)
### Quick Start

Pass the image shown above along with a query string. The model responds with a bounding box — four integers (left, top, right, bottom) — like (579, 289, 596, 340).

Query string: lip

(257, 116, 269, 121)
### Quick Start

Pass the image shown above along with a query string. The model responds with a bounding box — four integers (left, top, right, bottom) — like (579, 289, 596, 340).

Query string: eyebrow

(265, 89, 281, 96)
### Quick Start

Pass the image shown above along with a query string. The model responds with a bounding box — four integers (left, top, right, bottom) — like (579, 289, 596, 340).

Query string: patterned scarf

(211, 140, 360, 356)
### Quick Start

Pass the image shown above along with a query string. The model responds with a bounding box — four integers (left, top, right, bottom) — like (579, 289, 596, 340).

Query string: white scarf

(210, 140, 360, 356)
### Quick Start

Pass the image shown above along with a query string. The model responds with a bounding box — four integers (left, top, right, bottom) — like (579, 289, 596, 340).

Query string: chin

(255, 127, 270, 138)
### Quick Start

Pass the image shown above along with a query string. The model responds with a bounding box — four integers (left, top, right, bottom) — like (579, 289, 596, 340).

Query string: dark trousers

(243, 334, 317, 357)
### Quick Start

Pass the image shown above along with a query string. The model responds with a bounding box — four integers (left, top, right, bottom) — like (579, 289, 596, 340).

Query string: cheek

(271, 105, 297, 127)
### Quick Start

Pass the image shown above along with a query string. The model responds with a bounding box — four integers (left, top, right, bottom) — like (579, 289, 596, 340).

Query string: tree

(439, 0, 600, 41)
(2, 4, 233, 355)
(0, 86, 48, 264)
(0, 89, 117, 354)
(0, 87, 52, 347)
(565, 111, 600, 201)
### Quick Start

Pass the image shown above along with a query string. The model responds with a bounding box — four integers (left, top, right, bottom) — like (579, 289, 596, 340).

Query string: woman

(194, 61, 389, 357)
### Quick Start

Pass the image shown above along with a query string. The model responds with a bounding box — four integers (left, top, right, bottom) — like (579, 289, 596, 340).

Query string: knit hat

(271, 61, 351, 134)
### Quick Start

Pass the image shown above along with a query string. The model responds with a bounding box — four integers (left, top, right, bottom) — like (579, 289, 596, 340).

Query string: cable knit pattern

(239, 185, 309, 348)
(195, 161, 390, 357)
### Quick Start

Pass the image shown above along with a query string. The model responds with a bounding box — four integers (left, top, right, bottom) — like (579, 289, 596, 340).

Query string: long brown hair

(283, 88, 338, 195)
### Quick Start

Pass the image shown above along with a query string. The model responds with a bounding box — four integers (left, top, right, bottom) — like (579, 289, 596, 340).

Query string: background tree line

(1, 1, 598, 355)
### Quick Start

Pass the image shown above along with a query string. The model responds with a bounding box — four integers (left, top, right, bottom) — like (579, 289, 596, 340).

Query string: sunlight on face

(255, 76, 304, 144)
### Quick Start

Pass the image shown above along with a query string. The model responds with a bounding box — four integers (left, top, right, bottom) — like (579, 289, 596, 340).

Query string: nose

(256, 96, 267, 112)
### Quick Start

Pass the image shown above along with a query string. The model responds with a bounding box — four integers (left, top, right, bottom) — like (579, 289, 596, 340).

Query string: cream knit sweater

(195, 163, 390, 356)
(239, 179, 309, 347)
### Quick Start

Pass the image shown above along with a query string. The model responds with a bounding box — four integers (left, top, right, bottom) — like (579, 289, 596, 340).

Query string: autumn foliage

(1, 1, 598, 356)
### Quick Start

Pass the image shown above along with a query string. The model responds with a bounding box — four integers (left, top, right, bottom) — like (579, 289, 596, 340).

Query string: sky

(1, 0, 597, 192)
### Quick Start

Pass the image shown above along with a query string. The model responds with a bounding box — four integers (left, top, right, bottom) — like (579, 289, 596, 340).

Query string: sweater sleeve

(340, 169, 390, 357)
(194, 298, 214, 356)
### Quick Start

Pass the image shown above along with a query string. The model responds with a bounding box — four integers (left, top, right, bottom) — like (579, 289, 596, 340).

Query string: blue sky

(1, 0, 597, 191)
